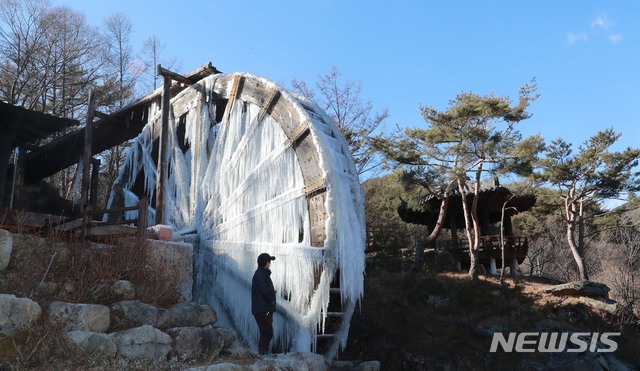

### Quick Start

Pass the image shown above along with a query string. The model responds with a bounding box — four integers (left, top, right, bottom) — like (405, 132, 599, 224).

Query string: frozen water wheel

(107, 73, 365, 360)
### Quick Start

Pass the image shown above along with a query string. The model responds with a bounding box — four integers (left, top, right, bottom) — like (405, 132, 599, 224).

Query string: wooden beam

(155, 75, 172, 225)
(157, 64, 193, 86)
(257, 88, 280, 123)
(81, 90, 96, 242)
(94, 110, 124, 125)
(224, 74, 242, 122)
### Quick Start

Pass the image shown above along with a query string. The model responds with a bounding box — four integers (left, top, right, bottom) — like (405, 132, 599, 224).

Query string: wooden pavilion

(398, 184, 536, 274)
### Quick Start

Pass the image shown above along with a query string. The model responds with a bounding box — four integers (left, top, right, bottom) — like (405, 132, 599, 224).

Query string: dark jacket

(251, 266, 276, 315)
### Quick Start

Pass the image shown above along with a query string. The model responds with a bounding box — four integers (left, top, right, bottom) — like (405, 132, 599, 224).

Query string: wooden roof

(398, 186, 537, 227)
(0, 101, 78, 149)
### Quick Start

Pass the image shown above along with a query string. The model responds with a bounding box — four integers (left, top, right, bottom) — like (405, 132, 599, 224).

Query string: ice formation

(107, 73, 365, 360)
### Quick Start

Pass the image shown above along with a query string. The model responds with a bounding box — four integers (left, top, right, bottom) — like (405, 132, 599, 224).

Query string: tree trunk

(458, 181, 478, 280)
(412, 181, 455, 271)
(567, 221, 589, 280)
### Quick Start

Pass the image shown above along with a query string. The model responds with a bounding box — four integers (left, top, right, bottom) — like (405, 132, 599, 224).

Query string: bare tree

(102, 12, 135, 109)
(98, 12, 137, 208)
(0, 0, 51, 107)
(592, 226, 640, 308)
(292, 67, 389, 179)
(41, 6, 103, 118)
(139, 35, 181, 93)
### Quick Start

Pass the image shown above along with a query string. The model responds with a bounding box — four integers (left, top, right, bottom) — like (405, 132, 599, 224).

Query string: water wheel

(107, 73, 365, 360)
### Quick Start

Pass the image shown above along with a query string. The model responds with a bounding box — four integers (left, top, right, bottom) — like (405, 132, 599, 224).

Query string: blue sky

(54, 0, 639, 153)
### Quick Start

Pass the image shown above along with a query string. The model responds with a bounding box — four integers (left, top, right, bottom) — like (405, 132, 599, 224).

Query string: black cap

(257, 253, 276, 266)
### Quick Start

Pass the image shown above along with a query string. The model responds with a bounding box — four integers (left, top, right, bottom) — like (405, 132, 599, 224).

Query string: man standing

(251, 253, 276, 356)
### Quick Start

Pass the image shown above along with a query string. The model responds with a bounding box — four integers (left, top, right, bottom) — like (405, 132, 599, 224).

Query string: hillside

(342, 254, 640, 370)
(1, 229, 639, 370)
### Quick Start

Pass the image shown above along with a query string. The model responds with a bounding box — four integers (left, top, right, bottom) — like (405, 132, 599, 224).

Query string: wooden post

(155, 65, 171, 225)
(81, 90, 96, 241)
(8, 147, 26, 209)
(137, 197, 148, 247)
(0, 135, 11, 209)
(89, 157, 101, 213)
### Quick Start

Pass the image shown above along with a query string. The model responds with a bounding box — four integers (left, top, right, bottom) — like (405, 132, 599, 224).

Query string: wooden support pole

(0, 135, 12, 209)
(81, 90, 96, 242)
(89, 157, 100, 212)
(137, 197, 148, 247)
(155, 67, 171, 225)
(9, 147, 26, 209)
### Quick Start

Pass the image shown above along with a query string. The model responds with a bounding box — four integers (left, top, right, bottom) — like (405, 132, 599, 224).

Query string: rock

(0, 294, 41, 335)
(63, 280, 76, 294)
(166, 325, 226, 360)
(111, 300, 159, 329)
(187, 364, 251, 371)
(517, 358, 547, 371)
(221, 339, 253, 359)
(297, 352, 330, 370)
(215, 327, 237, 349)
(544, 281, 610, 299)
(556, 302, 591, 325)
(66, 330, 117, 357)
(49, 301, 110, 332)
(472, 324, 503, 338)
(157, 302, 217, 329)
(110, 325, 172, 360)
(250, 352, 329, 371)
(0, 229, 12, 271)
(586, 351, 636, 371)
(426, 295, 451, 309)
(568, 297, 618, 314)
(145, 240, 193, 301)
(359, 360, 381, 371)
(111, 280, 135, 300)
(332, 360, 354, 369)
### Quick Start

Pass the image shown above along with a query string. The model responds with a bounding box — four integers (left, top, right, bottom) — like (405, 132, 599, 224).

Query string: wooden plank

(303, 178, 325, 195)
(308, 192, 327, 247)
(172, 88, 203, 119)
(87, 225, 137, 237)
(53, 217, 83, 232)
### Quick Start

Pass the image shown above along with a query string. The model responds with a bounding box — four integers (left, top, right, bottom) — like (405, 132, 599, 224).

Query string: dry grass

(0, 231, 192, 370)
(343, 259, 640, 370)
